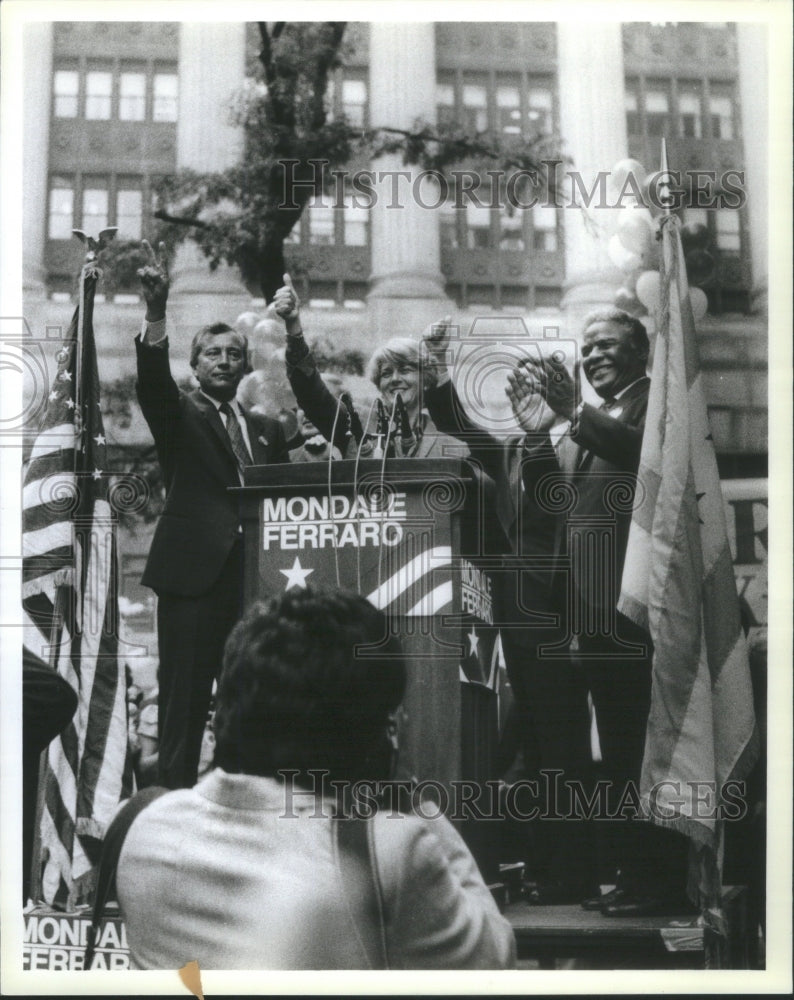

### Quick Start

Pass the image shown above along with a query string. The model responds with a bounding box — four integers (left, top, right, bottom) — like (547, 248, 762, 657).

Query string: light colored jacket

(116, 769, 516, 970)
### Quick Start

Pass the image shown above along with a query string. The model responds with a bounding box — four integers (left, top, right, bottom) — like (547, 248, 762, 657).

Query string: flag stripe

(23, 264, 133, 906)
(29, 425, 76, 461)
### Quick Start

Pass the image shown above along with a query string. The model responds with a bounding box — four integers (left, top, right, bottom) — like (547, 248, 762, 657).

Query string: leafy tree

(147, 21, 565, 302)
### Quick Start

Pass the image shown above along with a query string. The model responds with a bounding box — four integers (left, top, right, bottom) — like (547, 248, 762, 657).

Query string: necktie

(599, 396, 617, 411)
(219, 401, 253, 471)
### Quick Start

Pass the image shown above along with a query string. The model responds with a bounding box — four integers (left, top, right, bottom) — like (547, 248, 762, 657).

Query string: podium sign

(237, 458, 501, 878)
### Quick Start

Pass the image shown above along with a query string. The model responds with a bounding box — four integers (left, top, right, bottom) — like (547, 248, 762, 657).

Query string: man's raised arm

(272, 274, 352, 452)
(136, 239, 170, 346)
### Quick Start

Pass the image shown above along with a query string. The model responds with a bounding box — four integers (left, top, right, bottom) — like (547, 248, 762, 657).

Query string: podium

(237, 458, 501, 879)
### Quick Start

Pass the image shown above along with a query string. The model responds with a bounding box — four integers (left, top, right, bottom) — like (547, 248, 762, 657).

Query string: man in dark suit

(512, 309, 689, 916)
(422, 320, 594, 906)
(135, 241, 290, 789)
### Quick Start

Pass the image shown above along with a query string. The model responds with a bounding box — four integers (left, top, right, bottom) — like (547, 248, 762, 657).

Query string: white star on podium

(467, 627, 479, 657)
(279, 556, 314, 590)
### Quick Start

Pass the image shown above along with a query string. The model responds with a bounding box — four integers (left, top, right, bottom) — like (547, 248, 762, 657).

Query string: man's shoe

(580, 886, 621, 911)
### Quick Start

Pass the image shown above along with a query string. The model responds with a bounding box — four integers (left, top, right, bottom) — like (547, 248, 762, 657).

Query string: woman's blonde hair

(366, 337, 438, 391)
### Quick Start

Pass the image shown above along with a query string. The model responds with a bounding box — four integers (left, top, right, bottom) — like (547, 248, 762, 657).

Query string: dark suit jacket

(426, 376, 650, 610)
(424, 379, 557, 565)
(521, 377, 650, 610)
(135, 336, 289, 598)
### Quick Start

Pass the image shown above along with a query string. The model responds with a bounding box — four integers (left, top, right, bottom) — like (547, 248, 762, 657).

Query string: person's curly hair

(214, 588, 406, 785)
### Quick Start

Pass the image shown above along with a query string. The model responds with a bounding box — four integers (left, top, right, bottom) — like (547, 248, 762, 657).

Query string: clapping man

(510, 310, 690, 916)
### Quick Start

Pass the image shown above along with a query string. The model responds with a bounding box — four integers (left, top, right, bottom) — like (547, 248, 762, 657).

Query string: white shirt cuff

(141, 316, 167, 345)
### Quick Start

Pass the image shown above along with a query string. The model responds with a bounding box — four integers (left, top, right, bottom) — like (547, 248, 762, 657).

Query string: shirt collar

(200, 389, 243, 417)
(613, 376, 647, 401)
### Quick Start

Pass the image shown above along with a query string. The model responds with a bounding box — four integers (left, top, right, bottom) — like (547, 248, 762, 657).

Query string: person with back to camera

(115, 587, 516, 969)
(134, 241, 290, 790)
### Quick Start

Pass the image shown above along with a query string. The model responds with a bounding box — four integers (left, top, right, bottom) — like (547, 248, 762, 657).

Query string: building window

(527, 86, 553, 133)
(341, 78, 367, 128)
(624, 82, 640, 134)
(499, 205, 524, 251)
(119, 71, 146, 121)
(532, 205, 558, 252)
(439, 201, 460, 249)
(496, 84, 521, 136)
(462, 83, 488, 134)
(715, 209, 741, 253)
(685, 207, 709, 228)
(53, 69, 79, 118)
(466, 203, 491, 249)
(678, 84, 703, 138)
(709, 90, 734, 139)
(343, 199, 368, 246)
(116, 188, 143, 239)
(85, 70, 113, 120)
(308, 197, 335, 245)
(153, 72, 178, 122)
(645, 85, 670, 136)
(82, 183, 109, 233)
(436, 82, 455, 126)
(48, 178, 74, 239)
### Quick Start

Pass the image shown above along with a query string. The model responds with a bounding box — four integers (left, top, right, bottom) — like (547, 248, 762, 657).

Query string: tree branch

(153, 209, 209, 229)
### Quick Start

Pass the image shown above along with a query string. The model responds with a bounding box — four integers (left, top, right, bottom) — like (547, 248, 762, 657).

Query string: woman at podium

(271, 275, 466, 461)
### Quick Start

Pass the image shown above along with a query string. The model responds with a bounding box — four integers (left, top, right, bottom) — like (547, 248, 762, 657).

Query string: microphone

(341, 392, 374, 457)
(394, 392, 416, 457)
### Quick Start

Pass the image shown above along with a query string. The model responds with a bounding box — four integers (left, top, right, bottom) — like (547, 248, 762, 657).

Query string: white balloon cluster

(606, 158, 709, 323)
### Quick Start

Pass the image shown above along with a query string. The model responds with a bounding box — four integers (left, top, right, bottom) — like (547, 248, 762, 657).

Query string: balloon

(235, 311, 262, 336)
(252, 317, 283, 344)
(685, 248, 716, 286)
(681, 222, 711, 250)
(617, 206, 655, 256)
(640, 237, 662, 273)
(689, 287, 708, 321)
(614, 286, 643, 314)
(635, 270, 662, 313)
(610, 158, 646, 193)
(608, 233, 641, 273)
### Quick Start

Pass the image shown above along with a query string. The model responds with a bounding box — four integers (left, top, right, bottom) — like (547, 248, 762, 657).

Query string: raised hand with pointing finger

(136, 240, 170, 322)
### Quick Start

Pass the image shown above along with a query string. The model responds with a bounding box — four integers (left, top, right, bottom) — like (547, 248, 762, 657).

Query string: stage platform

(22, 887, 751, 971)
(505, 885, 751, 969)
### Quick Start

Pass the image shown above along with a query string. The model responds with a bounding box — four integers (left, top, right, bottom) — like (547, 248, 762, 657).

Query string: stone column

(367, 23, 449, 341)
(170, 23, 250, 344)
(556, 22, 628, 338)
(22, 22, 53, 313)
(737, 24, 768, 315)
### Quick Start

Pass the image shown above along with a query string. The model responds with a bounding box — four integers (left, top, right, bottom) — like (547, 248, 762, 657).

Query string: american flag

(22, 262, 132, 907)
(618, 202, 759, 913)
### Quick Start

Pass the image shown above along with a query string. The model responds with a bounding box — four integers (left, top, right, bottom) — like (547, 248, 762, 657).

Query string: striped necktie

(219, 401, 253, 471)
